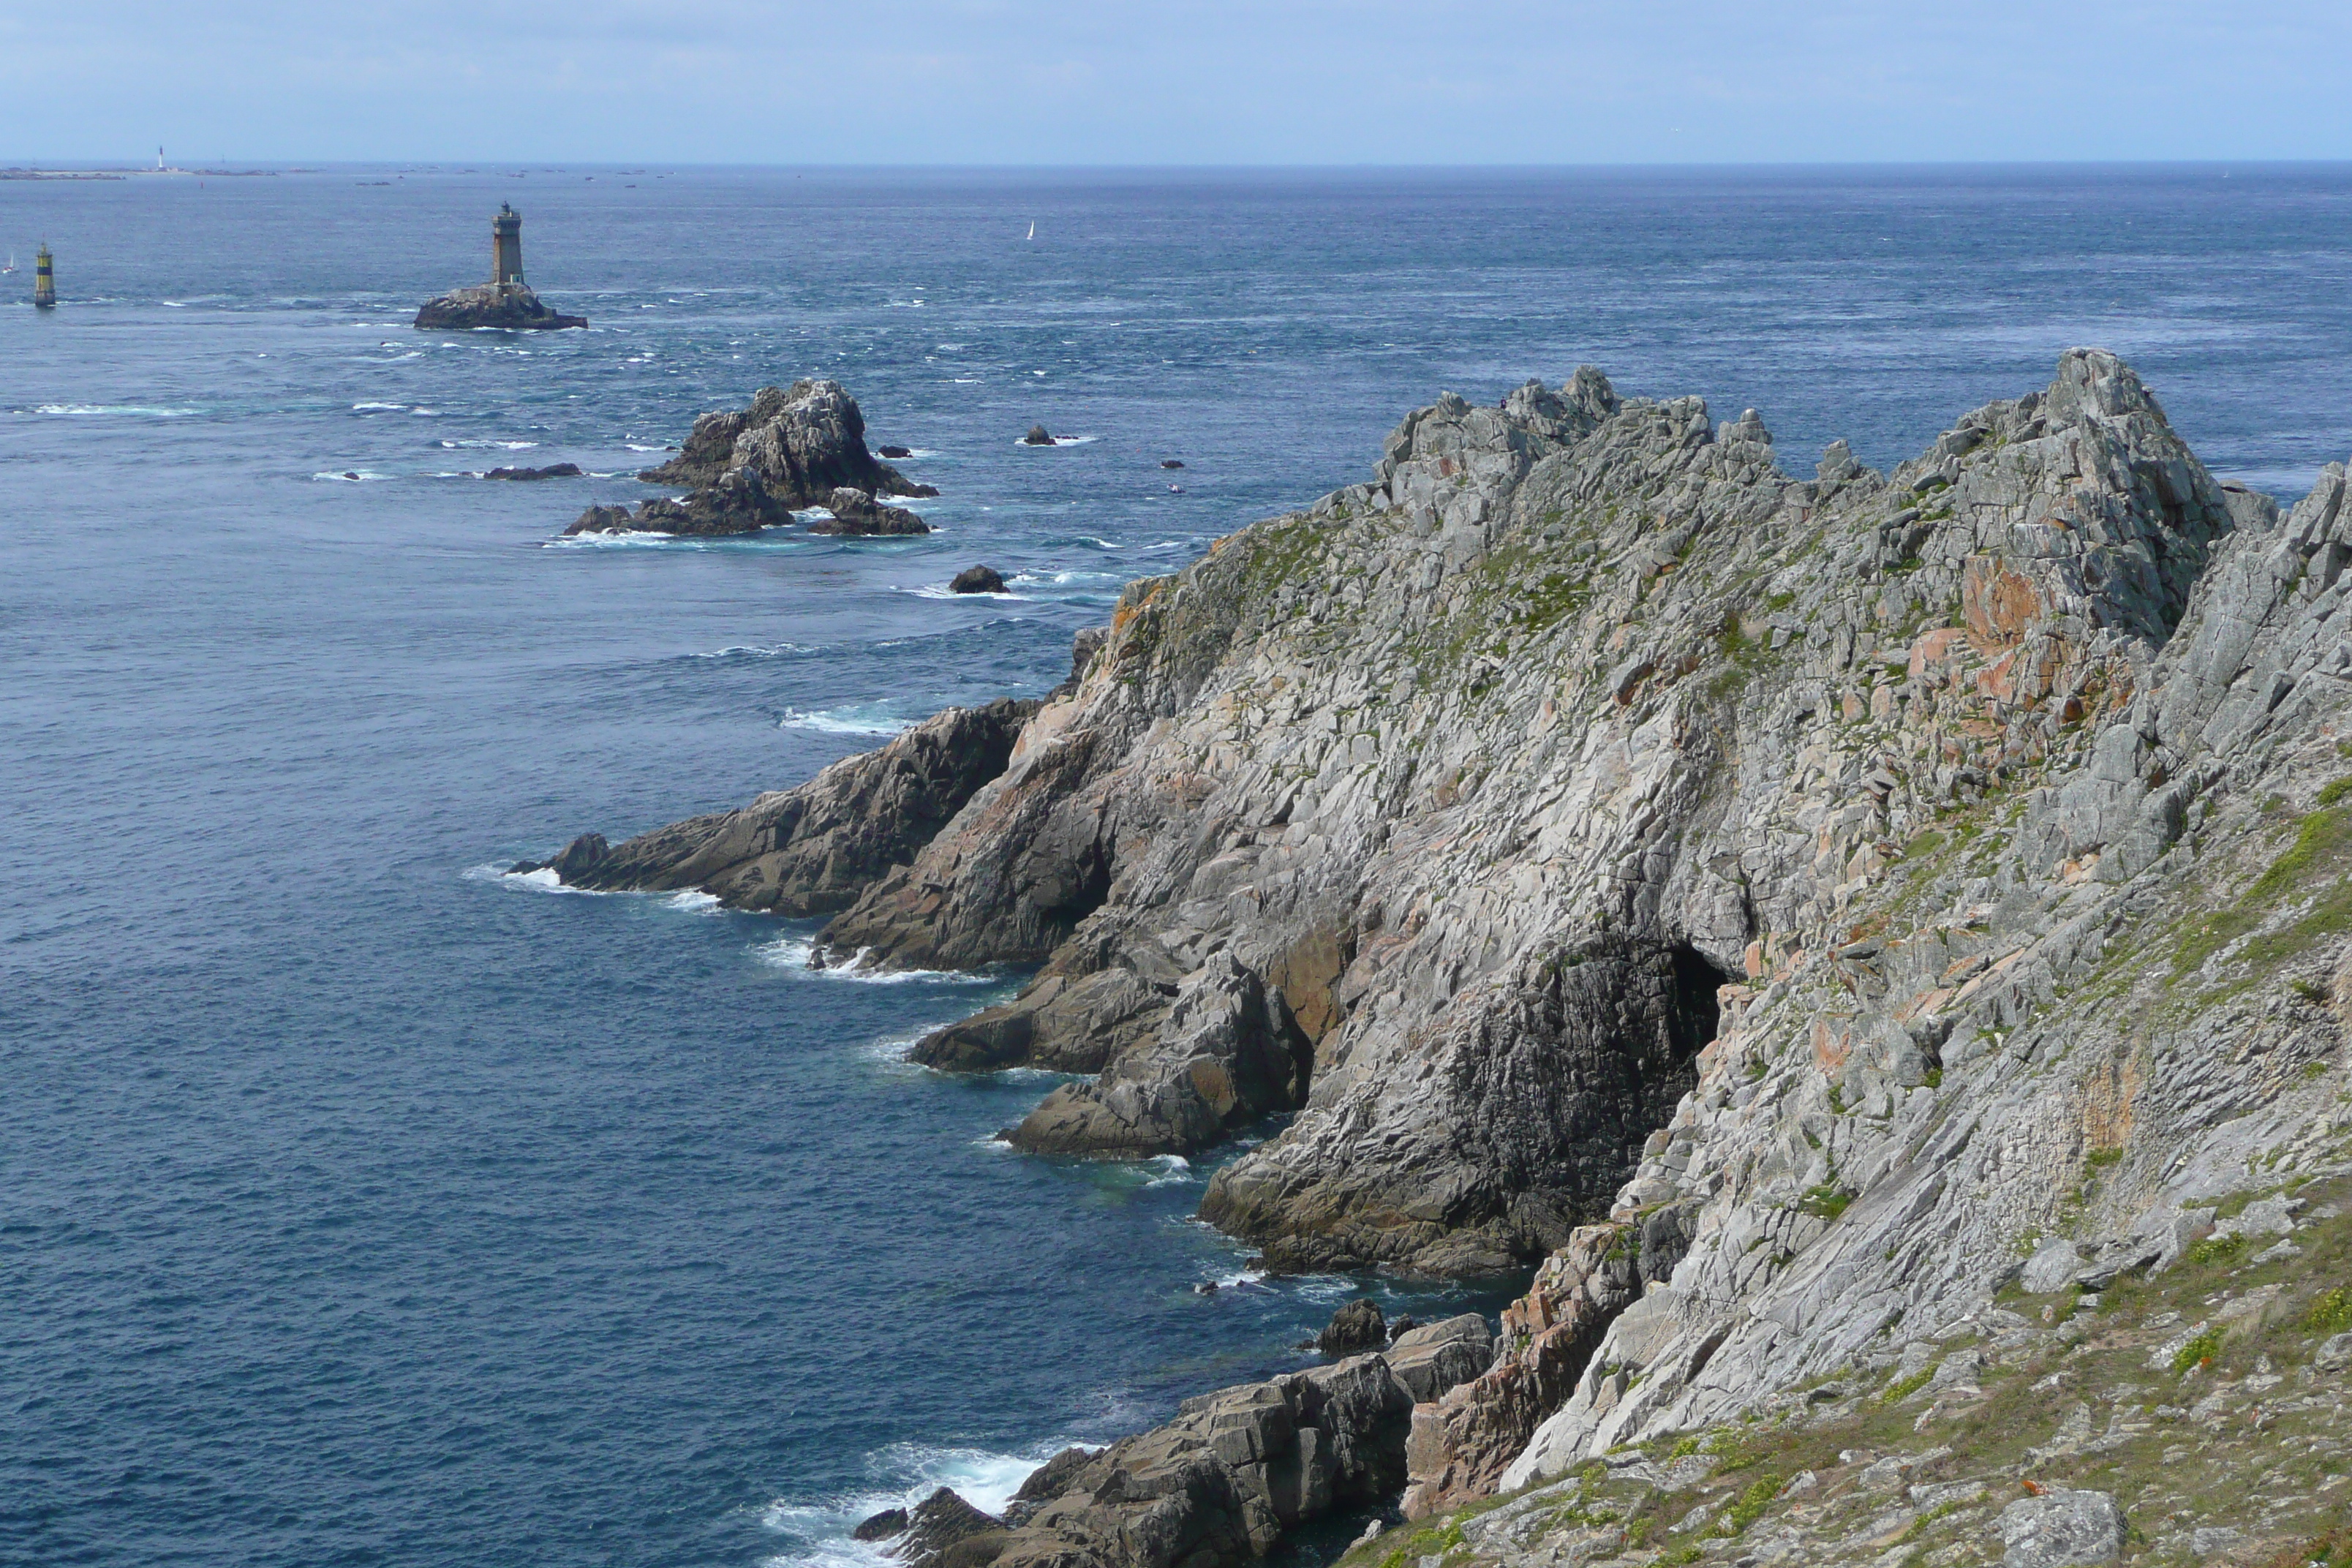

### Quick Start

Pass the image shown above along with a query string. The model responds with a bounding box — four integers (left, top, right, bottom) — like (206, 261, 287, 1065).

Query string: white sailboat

(2, 254, 14, 274)
(1026, 220, 1036, 241)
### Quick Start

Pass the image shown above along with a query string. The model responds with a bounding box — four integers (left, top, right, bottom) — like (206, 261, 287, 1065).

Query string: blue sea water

(5, 164, 2352, 1568)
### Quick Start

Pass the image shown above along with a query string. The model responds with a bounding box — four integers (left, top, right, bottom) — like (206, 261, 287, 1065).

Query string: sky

(1, 0, 2349, 165)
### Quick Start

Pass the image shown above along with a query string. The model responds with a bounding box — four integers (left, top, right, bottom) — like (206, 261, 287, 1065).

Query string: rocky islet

(563, 380, 934, 537)
(532, 350, 2352, 1567)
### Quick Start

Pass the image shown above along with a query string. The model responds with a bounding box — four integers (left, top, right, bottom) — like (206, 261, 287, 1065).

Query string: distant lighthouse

(492, 203, 524, 287)
(33, 244, 55, 308)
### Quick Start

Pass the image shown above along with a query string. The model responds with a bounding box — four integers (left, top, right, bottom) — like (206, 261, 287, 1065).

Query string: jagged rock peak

(637, 378, 936, 504)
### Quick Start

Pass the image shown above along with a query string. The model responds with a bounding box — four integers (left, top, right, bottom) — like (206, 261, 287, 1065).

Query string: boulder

(951, 565, 1009, 595)
(2021, 1238, 2084, 1294)
(1317, 1300, 1386, 1357)
(1384, 1315, 1495, 1404)
(1998, 1489, 2126, 1568)
(809, 487, 930, 537)
(1161, 459, 1186, 469)
(412, 282, 586, 330)
(878, 445, 913, 459)
(1023, 424, 1056, 446)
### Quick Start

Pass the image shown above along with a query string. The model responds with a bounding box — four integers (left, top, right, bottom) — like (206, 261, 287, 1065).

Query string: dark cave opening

(1667, 941, 1730, 1060)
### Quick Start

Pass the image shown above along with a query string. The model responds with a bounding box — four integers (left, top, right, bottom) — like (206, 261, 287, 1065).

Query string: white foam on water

(542, 528, 682, 546)
(623, 442, 671, 451)
(758, 1441, 1074, 1566)
(901, 584, 1022, 601)
(1011, 433, 1100, 448)
(754, 936, 996, 986)
(30, 403, 200, 418)
(780, 706, 912, 736)
(689, 642, 813, 660)
(661, 889, 723, 914)
(440, 438, 540, 450)
(352, 401, 407, 411)
(463, 862, 612, 896)
(1143, 1153, 1196, 1188)
(410, 407, 442, 416)
(312, 470, 391, 482)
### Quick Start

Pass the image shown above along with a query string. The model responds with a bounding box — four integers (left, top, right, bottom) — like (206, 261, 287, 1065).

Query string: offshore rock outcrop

(567, 380, 933, 537)
(549, 349, 2352, 1561)
(413, 282, 586, 330)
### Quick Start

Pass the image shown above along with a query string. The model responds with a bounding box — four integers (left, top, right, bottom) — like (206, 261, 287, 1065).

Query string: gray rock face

(1998, 1489, 2126, 1568)
(520, 700, 1037, 913)
(412, 282, 586, 330)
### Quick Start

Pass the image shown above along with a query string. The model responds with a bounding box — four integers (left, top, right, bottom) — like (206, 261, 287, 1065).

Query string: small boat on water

(1026, 221, 1035, 241)
(2, 254, 15, 274)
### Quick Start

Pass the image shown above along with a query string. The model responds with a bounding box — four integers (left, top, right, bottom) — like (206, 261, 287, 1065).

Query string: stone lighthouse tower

(413, 204, 583, 330)
(33, 244, 56, 309)
(491, 203, 524, 287)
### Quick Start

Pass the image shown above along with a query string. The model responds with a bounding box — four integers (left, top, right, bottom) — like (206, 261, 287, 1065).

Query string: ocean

(4, 163, 2351, 1568)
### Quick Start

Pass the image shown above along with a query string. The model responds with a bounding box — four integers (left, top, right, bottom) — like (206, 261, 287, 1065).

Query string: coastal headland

(530, 351, 2352, 1567)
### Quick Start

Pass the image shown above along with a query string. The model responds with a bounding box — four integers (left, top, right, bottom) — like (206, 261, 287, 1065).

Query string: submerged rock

(878, 445, 913, 459)
(951, 565, 1009, 595)
(484, 462, 583, 480)
(412, 282, 585, 331)
(1161, 459, 1186, 469)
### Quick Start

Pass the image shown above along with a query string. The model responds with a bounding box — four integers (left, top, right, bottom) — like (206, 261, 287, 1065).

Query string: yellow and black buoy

(33, 244, 56, 309)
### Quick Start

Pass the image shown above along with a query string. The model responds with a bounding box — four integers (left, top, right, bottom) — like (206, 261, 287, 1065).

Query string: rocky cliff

(542, 350, 2352, 1566)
